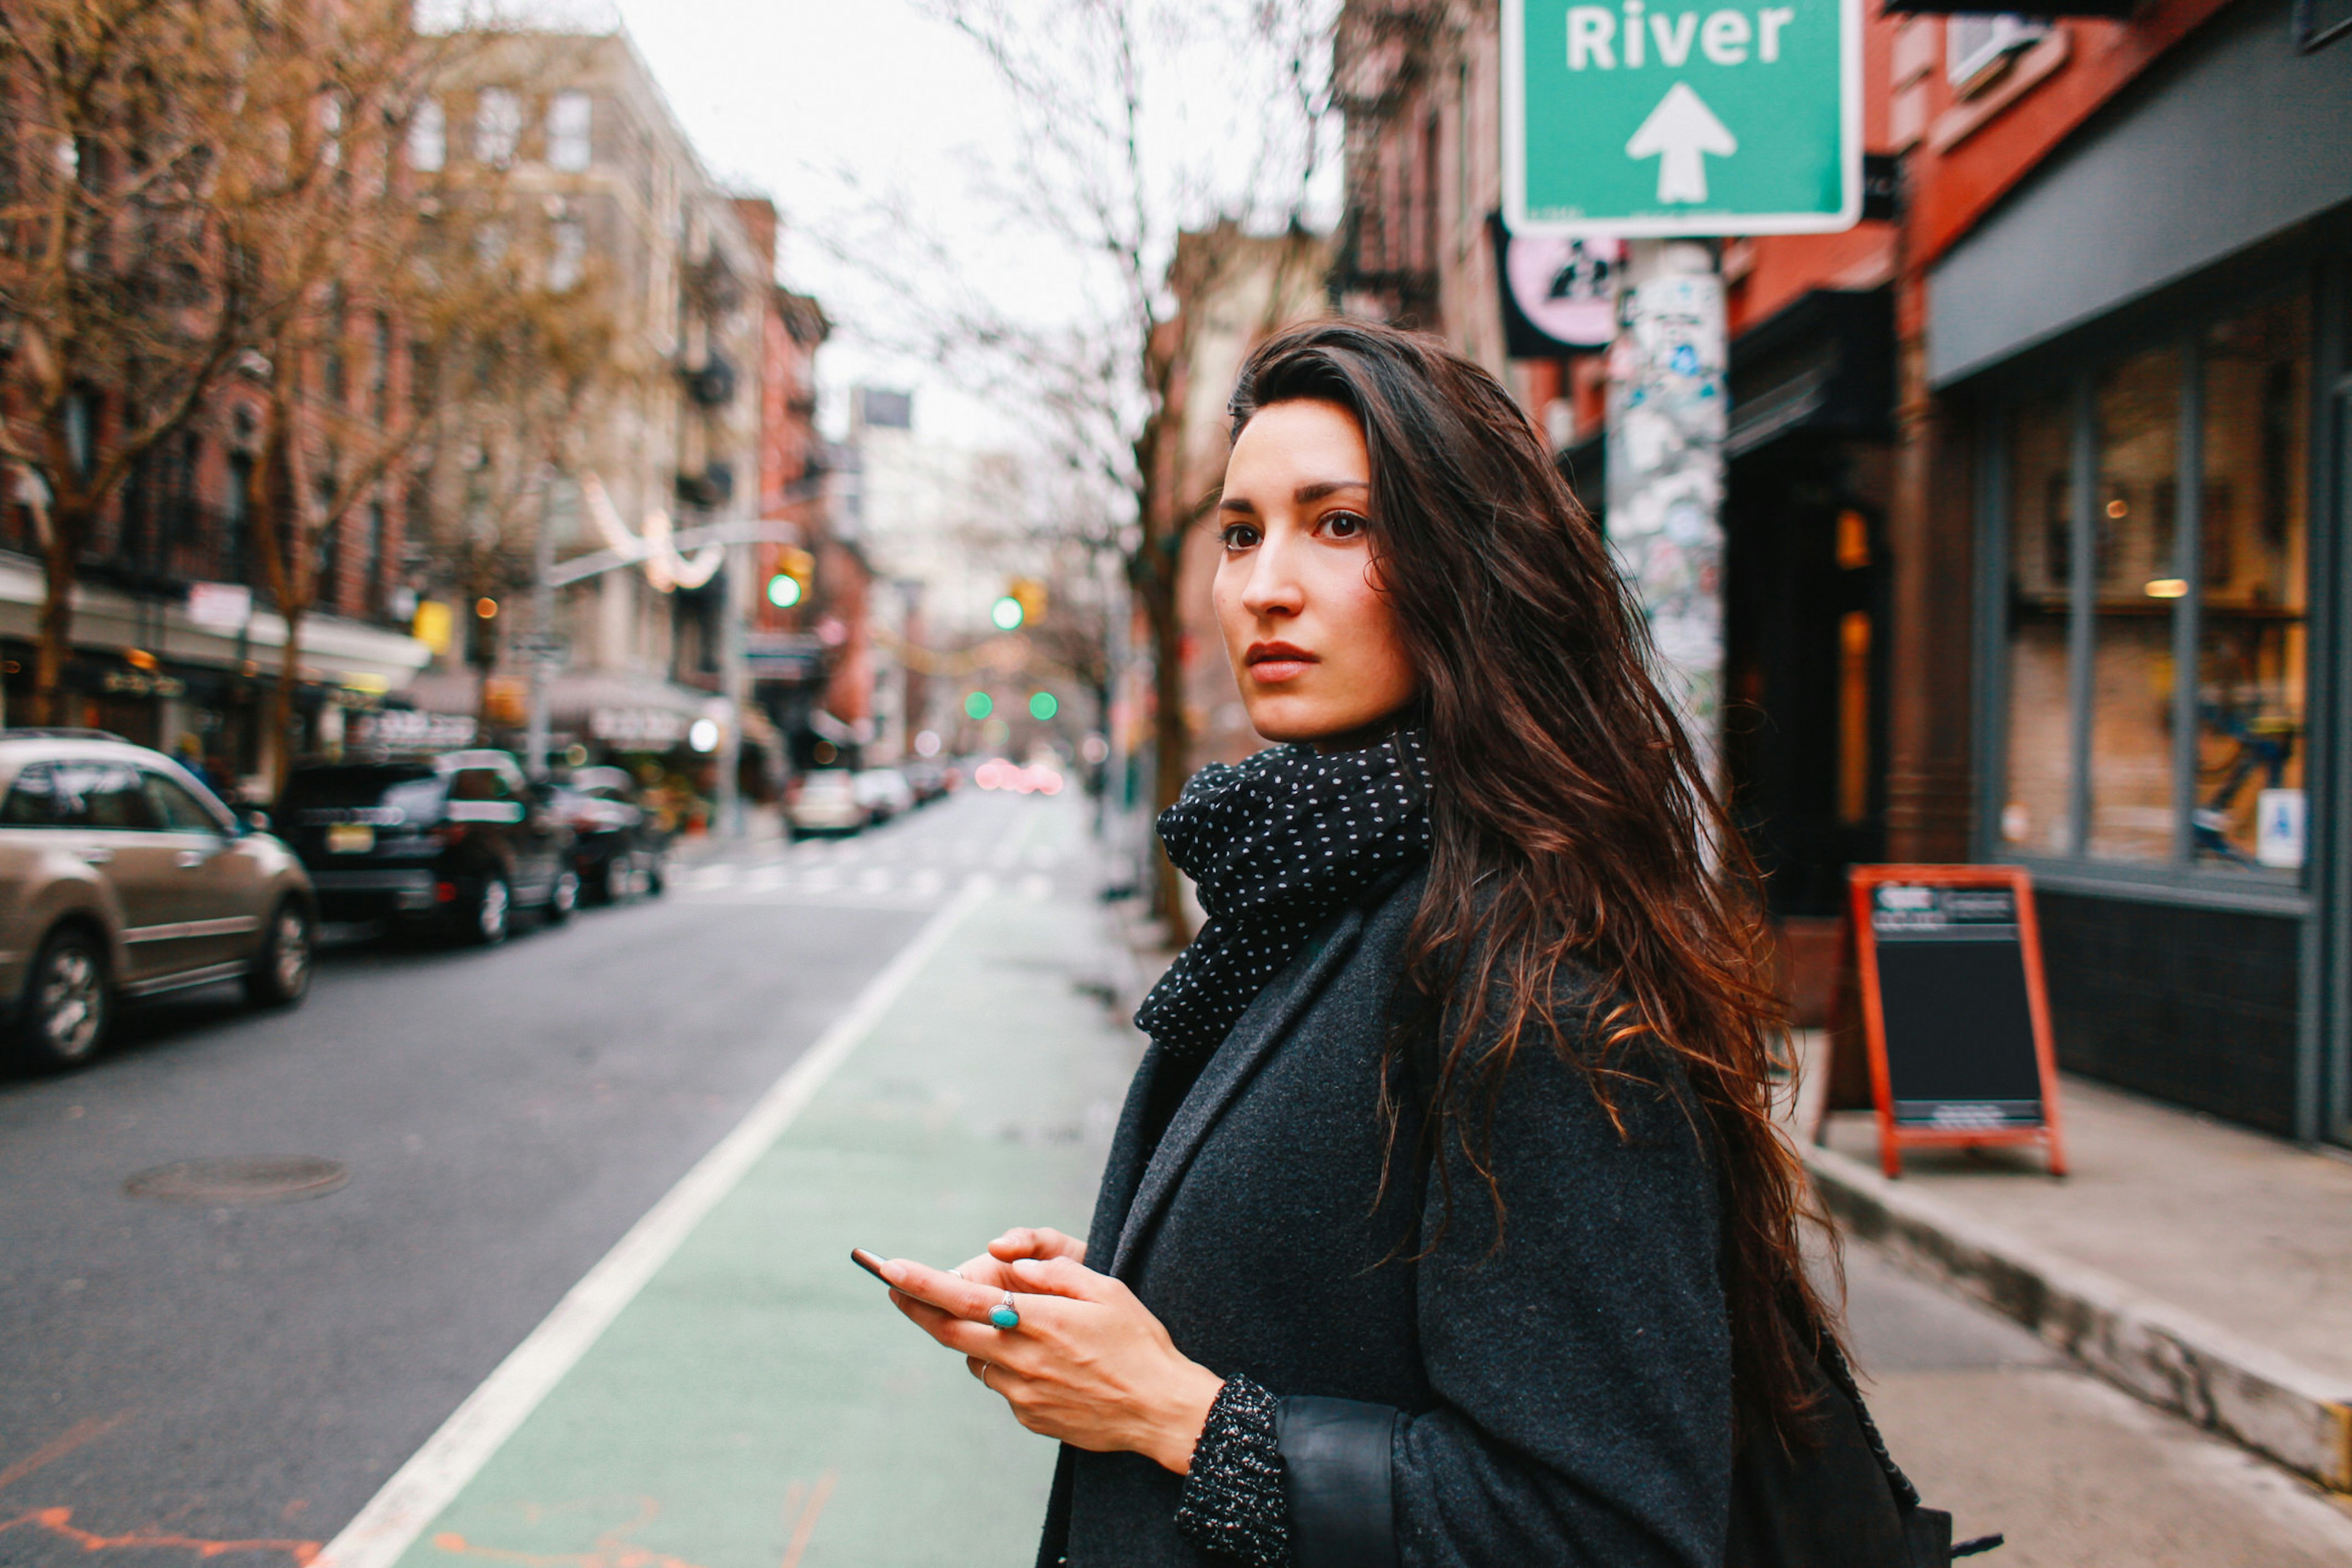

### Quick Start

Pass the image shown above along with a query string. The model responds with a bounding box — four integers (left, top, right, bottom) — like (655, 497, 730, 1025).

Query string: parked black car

(551, 766, 669, 903)
(276, 750, 578, 944)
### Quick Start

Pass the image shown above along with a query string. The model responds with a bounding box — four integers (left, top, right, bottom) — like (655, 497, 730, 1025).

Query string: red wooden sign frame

(1844, 864, 2067, 1179)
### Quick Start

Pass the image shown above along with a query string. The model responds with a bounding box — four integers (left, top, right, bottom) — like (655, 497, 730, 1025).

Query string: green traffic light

(990, 595, 1025, 631)
(766, 574, 803, 608)
(965, 691, 993, 720)
(1028, 691, 1058, 721)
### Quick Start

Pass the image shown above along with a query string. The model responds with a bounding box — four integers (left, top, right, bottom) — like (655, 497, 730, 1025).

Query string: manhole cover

(124, 1156, 349, 1205)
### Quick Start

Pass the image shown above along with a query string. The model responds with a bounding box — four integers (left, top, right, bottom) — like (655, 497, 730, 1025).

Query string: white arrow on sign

(1625, 82, 1738, 205)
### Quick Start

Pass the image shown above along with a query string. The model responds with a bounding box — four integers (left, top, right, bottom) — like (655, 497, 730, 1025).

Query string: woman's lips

(1245, 643, 1316, 683)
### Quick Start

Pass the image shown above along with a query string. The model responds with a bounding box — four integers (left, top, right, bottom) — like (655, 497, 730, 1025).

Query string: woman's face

(1215, 398, 1419, 747)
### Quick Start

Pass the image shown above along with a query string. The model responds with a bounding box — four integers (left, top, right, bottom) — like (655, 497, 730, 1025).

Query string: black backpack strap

(1814, 1334, 1921, 1511)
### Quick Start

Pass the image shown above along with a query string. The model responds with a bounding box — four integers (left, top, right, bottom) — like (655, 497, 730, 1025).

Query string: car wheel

(467, 876, 511, 946)
(543, 867, 579, 925)
(15, 925, 109, 1071)
(581, 858, 614, 906)
(244, 899, 314, 1008)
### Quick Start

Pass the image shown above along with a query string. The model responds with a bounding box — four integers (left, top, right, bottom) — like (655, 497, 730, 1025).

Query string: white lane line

(315, 879, 989, 1568)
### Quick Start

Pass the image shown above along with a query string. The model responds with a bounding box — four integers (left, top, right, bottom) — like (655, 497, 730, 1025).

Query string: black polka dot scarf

(1136, 729, 1431, 1062)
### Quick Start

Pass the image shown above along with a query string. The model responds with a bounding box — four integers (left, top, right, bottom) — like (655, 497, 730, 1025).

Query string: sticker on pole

(1502, 0, 1861, 238)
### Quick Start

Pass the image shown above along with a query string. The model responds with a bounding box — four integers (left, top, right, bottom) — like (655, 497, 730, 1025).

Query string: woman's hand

(943, 1226, 1087, 1291)
(881, 1253, 1225, 1475)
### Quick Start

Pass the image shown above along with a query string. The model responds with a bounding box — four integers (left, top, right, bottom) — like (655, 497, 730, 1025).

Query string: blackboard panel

(1874, 940, 2046, 1125)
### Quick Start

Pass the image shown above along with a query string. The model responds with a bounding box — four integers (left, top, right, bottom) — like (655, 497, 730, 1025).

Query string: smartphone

(850, 1247, 892, 1283)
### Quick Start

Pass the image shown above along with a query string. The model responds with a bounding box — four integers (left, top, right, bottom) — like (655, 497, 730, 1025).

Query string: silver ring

(979, 1361, 993, 1390)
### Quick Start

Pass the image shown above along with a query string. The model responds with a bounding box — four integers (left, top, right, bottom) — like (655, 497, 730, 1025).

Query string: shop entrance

(1722, 436, 1891, 1024)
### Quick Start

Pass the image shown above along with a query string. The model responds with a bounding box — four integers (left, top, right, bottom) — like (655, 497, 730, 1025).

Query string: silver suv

(0, 730, 316, 1071)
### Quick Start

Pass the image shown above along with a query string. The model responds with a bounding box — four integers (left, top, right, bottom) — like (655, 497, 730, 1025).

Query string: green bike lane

(331, 802, 1144, 1568)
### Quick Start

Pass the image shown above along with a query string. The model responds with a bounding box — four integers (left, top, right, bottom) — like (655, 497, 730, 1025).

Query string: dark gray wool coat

(1036, 865, 1733, 1568)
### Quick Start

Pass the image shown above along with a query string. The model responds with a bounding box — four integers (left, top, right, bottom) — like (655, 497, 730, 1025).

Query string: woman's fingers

(1006, 1254, 1120, 1303)
(988, 1227, 1085, 1265)
(892, 1286, 1054, 1366)
(876, 1256, 1003, 1321)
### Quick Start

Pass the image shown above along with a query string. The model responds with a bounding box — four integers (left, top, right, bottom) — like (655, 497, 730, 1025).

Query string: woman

(872, 321, 1923, 1566)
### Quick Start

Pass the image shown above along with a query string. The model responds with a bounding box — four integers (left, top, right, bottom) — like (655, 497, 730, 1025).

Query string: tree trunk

(266, 605, 307, 796)
(247, 413, 307, 796)
(1133, 524, 1194, 942)
(29, 499, 92, 728)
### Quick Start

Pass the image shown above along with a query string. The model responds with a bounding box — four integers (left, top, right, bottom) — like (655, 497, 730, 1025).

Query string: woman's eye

(1220, 523, 1261, 550)
(1321, 511, 1366, 540)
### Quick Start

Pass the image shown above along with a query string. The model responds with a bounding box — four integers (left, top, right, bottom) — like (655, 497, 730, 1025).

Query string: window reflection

(2087, 344, 2180, 863)
(2196, 295, 2308, 870)
(2003, 390, 2073, 855)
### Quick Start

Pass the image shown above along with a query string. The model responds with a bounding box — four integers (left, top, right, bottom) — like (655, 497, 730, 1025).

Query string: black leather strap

(1275, 1396, 1399, 1568)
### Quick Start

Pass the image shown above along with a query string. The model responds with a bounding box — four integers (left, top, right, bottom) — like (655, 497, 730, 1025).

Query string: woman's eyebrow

(1218, 479, 1368, 514)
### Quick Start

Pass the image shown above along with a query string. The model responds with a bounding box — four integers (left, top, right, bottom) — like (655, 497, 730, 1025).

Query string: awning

(1726, 288, 1894, 459)
(0, 554, 431, 690)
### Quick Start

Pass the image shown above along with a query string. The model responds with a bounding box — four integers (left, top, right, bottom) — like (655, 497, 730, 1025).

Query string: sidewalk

(1804, 1050, 2352, 1491)
(325, 798, 1146, 1568)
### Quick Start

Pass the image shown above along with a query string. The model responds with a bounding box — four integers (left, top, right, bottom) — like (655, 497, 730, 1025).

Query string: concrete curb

(1804, 1142, 2352, 1493)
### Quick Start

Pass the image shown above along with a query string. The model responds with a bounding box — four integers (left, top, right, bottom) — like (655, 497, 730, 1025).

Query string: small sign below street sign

(512, 631, 568, 665)
(1503, 0, 1861, 237)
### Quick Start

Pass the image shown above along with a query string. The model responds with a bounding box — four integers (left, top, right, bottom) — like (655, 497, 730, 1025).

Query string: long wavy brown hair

(1226, 318, 1840, 1443)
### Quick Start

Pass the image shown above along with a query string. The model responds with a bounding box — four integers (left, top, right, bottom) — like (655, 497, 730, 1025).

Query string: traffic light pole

(522, 473, 560, 782)
(717, 538, 748, 838)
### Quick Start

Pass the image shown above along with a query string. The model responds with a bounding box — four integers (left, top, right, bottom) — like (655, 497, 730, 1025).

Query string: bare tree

(0, 0, 276, 722)
(832, 0, 1339, 929)
(217, 7, 631, 781)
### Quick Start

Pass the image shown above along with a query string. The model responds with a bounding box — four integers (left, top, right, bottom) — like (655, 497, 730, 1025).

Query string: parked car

(786, 769, 869, 839)
(0, 729, 316, 1071)
(276, 749, 576, 944)
(854, 767, 916, 824)
(902, 760, 955, 805)
(551, 766, 669, 903)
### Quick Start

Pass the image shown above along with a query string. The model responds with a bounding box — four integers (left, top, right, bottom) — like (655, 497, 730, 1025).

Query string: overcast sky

(601, 1, 1340, 454)
(606, 0, 1085, 448)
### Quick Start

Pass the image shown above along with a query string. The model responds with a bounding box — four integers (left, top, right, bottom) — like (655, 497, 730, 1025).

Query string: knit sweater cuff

(1174, 1374, 1292, 1566)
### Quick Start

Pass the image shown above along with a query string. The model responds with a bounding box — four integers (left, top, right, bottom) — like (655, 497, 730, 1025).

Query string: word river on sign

(1564, 3, 1800, 69)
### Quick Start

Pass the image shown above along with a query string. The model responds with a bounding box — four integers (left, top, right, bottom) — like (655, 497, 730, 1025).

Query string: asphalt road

(0, 793, 1052, 1567)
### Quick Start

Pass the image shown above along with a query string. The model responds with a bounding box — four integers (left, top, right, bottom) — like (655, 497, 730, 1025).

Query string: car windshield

(281, 764, 448, 822)
(801, 772, 855, 799)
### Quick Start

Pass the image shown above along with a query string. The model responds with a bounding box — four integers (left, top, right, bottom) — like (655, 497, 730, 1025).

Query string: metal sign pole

(1607, 239, 1728, 792)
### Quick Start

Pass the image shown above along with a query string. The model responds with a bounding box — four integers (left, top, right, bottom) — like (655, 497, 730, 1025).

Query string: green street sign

(1503, 0, 1860, 237)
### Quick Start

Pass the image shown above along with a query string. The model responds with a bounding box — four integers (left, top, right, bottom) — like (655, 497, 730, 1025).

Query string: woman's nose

(1239, 535, 1306, 617)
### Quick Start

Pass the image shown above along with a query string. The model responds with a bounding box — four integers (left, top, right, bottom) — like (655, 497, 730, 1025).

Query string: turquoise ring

(989, 1293, 1020, 1330)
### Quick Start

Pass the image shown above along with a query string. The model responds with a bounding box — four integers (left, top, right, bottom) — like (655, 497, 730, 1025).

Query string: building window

(2087, 341, 2182, 863)
(548, 91, 592, 172)
(473, 89, 522, 169)
(409, 98, 446, 173)
(362, 500, 386, 611)
(549, 217, 586, 290)
(1946, 15, 2047, 93)
(371, 311, 393, 422)
(2196, 294, 2309, 869)
(1994, 287, 2312, 879)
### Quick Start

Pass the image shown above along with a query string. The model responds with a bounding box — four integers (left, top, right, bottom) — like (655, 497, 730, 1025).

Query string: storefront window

(2196, 295, 2309, 870)
(1994, 286, 2312, 881)
(2002, 390, 2073, 856)
(2087, 344, 2180, 862)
